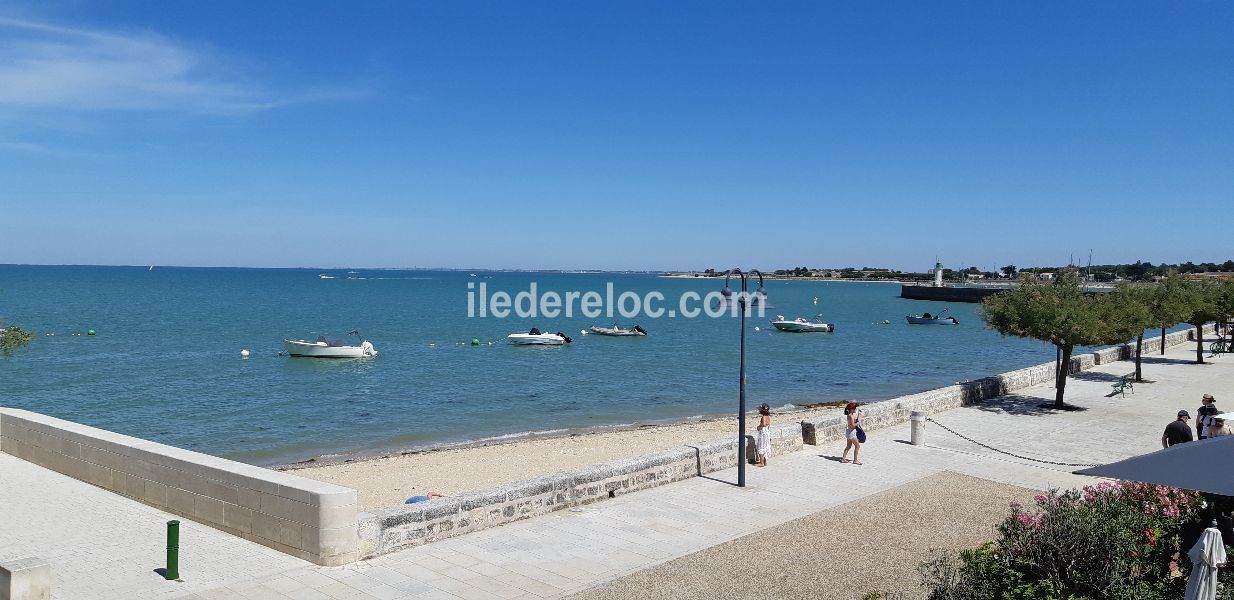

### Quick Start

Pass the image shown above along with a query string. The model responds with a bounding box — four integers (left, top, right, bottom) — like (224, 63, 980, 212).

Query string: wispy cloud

(0, 16, 358, 115)
(0, 140, 112, 158)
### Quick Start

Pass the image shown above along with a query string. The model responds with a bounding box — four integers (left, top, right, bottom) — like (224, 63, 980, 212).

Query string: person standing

(1163, 410, 1194, 448)
(1197, 394, 1219, 440)
(841, 402, 863, 465)
(755, 403, 772, 467)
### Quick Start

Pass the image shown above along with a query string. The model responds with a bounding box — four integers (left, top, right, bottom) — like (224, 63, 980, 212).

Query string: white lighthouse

(932, 261, 944, 287)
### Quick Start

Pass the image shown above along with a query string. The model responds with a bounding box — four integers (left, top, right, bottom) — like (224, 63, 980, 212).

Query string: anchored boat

(508, 328, 572, 345)
(284, 331, 378, 358)
(771, 316, 835, 333)
(589, 324, 647, 337)
(906, 312, 959, 325)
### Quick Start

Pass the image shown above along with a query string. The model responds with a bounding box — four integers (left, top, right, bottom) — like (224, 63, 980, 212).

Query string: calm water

(2, 265, 1071, 465)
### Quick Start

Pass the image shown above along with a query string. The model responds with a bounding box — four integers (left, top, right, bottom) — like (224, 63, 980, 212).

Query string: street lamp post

(719, 269, 770, 488)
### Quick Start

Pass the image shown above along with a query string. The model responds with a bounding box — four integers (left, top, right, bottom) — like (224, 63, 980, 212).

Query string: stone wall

(357, 324, 1215, 558)
(358, 423, 802, 557)
(0, 408, 359, 566)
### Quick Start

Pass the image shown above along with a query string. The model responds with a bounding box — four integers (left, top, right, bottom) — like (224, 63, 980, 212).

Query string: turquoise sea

(3, 265, 1082, 465)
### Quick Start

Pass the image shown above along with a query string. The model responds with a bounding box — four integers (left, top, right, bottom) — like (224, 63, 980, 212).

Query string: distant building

(965, 273, 984, 280)
(1038, 272, 1055, 281)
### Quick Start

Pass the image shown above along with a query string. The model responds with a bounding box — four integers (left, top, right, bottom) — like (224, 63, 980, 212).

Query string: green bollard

(165, 520, 179, 580)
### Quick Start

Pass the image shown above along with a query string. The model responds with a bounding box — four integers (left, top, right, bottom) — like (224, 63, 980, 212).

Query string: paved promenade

(2, 342, 1227, 599)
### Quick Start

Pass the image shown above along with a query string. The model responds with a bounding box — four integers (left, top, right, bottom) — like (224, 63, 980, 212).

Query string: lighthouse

(933, 261, 944, 287)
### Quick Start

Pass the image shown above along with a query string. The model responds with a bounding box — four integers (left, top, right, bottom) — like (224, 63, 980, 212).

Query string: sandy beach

(290, 404, 845, 511)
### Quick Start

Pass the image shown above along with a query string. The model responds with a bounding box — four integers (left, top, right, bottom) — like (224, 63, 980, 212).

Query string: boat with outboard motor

(508, 328, 572, 345)
(589, 324, 647, 337)
(906, 311, 959, 325)
(771, 316, 835, 332)
(284, 330, 378, 358)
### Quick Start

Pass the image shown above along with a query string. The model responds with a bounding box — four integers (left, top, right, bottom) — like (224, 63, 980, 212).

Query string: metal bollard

(910, 411, 927, 446)
(165, 520, 179, 580)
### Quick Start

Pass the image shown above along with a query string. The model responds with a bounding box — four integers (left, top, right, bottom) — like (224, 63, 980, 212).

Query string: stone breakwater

(356, 325, 1213, 559)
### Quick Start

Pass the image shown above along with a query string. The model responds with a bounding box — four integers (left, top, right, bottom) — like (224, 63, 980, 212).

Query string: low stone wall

(358, 422, 802, 557)
(0, 408, 359, 566)
(359, 325, 1218, 558)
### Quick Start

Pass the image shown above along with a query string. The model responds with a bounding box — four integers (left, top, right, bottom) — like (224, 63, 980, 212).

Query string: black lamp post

(719, 269, 770, 487)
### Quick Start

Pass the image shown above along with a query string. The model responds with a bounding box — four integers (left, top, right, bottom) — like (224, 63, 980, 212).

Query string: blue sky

(1, 1, 1230, 271)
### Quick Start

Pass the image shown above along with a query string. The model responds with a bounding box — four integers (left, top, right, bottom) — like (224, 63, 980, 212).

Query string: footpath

(2, 343, 1227, 599)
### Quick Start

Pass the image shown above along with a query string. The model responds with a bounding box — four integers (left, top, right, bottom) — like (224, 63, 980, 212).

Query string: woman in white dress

(756, 403, 772, 467)
(841, 402, 862, 465)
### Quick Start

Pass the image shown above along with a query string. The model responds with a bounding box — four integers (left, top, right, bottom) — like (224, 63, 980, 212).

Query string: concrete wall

(0, 408, 358, 566)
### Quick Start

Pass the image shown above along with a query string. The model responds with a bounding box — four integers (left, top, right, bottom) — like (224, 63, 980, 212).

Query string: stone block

(192, 495, 226, 524)
(252, 511, 304, 549)
(165, 486, 199, 514)
(223, 504, 254, 534)
(0, 556, 50, 600)
(259, 492, 315, 525)
(302, 525, 359, 558)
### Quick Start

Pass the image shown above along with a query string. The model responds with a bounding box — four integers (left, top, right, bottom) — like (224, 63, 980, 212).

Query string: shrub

(921, 482, 1208, 599)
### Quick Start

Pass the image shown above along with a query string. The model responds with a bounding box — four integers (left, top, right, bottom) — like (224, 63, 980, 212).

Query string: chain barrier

(926, 417, 1097, 468)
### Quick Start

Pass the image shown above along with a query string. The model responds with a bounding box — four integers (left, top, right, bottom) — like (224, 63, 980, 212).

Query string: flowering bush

(921, 482, 1211, 600)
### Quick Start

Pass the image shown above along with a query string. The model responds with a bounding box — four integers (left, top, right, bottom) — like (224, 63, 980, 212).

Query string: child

(756, 403, 772, 467)
(841, 402, 863, 465)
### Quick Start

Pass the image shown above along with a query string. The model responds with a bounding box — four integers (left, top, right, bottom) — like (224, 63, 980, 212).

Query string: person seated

(1210, 418, 1233, 437)
(405, 491, 446, 504)
(923, 312, 932, 319)
(529, 327, 541, 335)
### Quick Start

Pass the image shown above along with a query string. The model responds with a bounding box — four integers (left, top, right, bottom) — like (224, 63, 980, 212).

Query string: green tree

(981, 271, 1122, 409)
(0, 321, 34, 355)
(1147, 273, 1192, 356)
(1103, 286, 1153, 382)
(1180, 279, 1223, 364)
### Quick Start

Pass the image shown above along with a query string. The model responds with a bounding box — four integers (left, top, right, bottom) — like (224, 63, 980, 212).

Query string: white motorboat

(508, 328, 572, 345)
(284, 331, 378, 358)
(906, 312, 959, 325)
(771, 316, 835, 332)
(589, 324, 647, 337)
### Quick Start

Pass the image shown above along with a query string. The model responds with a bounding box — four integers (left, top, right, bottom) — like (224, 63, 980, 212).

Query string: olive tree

(1180, 279, 1223, 364)
(981, 271, 1121, 409)
(1148, 273, 1192, 355)
(1104, 285, 1153, 382)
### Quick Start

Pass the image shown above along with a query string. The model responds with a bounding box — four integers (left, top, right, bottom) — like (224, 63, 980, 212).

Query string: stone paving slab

(0, 453, 309, 600)
(5, 342, 1228, 599)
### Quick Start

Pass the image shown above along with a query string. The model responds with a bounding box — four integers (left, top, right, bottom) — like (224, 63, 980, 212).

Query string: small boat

(589, 324, 647, 337)
(771, 316, 835, 332)
(508, 328, 572, 345)
(906, 312, 959, 325)
(284, 331, 378, 358)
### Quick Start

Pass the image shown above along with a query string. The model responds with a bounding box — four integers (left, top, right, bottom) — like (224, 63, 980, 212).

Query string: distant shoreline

(659, 273, 913, 284)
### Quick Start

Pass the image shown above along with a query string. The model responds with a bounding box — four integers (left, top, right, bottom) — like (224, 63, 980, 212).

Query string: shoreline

(289, 402, 848, 510)
(659, 274, 911, 283)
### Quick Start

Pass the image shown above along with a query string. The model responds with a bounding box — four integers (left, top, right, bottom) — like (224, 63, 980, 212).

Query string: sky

(0, 1, 1231, 272)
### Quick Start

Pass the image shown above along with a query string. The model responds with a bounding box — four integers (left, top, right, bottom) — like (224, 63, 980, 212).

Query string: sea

(0, 265, 1121, 466)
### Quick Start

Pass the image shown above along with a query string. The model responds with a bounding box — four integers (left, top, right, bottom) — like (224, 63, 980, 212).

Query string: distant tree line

(696, 259, 1234, 283)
